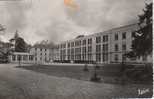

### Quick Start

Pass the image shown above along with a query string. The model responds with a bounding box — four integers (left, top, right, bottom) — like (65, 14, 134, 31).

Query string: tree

(15, 37, 27, 52)
(0, 42, 13, 63)
(127, 3, 152, 58)
(9, 30, 27, 52)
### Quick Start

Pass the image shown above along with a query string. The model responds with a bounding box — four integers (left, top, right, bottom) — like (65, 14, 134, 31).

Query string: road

(0, 64, 152, 99)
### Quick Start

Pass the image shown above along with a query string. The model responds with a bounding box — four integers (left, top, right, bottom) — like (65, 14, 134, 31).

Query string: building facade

(30, 47, 50, 64)
(51, 24, 152, 64)
(50, 45, 60, 61)
(9, 52, 34, 63)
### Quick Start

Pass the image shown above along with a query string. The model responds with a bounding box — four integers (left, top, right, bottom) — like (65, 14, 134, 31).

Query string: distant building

(50, 45, 60, 61)
(9, 52, 34, 63)
(30, 46, 50, 64)
(51, 23, 152, 64)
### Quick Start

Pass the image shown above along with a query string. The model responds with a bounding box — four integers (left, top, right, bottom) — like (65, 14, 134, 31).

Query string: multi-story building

(50, 45, 60, 61)
(30, 46, 50, 64)
(51, 23, 152, 64)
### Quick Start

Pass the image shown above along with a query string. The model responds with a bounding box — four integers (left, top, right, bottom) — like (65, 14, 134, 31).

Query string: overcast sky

(0, 0, 152, 44)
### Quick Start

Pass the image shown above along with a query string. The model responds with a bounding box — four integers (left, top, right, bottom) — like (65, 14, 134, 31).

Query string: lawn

(17, 63, 153, 85)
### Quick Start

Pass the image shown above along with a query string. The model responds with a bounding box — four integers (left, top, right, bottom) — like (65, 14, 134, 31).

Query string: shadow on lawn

(16, 65, 153, 85)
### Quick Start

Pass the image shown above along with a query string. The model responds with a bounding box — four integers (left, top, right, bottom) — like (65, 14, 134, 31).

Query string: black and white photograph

(0, 0, 152, 98)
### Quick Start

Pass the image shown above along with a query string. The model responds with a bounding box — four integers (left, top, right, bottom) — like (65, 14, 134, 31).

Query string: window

(71, 42, 74, 47)
(79, 41, 81, 46)
(103, 44, 105, 52)
(96, 45, 101, 52)
(82, 40, 86, 45)
(115, 34, 118, 40)
(122, 32, 126, 39)
(63, 44, 66, 48)
(96, 54, 101, 62)
(122, 44, 126, 51)
(82, 47, 86, 54)
(96, 36, 101, 43)
(68, 43, 70, 48)
(88, 38, 92, 44)
(115, 44, 119, 51)
(103, 35, 108, 42)
(75, 41, 81, 46)
(102, 53, 108, 62)
(45, 49, 47, 51)
(103, 35, 105, 42)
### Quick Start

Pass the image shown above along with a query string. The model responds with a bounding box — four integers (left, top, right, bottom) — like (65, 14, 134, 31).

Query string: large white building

(51, 23, 152, 64)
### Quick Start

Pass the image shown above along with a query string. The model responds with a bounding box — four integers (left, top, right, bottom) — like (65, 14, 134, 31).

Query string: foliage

(15, 37, 27, 52)
(9, 31, 27, 52)
(127, 3, 152, 58)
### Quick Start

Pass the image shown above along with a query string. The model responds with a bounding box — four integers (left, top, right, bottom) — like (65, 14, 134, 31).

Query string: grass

(17, 64, 153, 85)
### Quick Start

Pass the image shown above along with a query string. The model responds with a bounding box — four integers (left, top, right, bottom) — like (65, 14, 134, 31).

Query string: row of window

(35, 57, 48, 61)
(114, 54, 126, 62)
(96, 53, 108, 62)
(35, 48, 47, 51)
(12, 55, 34, 61)
(62, 46, 92, 55)
(35, 53, 47, 56)
(60, 53, 127, 62)
(96, 35, 108, 43)
(114, 32, 126, 41)
(60, 32, 129, 49)
(62, 38, 93, 49)
(114, 44, 126, 51)
(61, 54, 93, 61)
(96, 44, 108, 53)
(61, 43, 127, 55)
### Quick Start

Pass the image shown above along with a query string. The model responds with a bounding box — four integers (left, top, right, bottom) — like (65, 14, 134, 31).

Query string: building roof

(59, 23, 139, 44)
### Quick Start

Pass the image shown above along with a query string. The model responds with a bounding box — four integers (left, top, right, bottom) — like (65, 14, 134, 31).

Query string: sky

(0, 0, 152, 44)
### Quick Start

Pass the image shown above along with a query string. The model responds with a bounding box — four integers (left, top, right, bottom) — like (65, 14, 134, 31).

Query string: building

(51, 23, 152, 64)
(30, 46, 50, 64)
(9, 52, 34, 63)
(50, 45, 60, 62)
